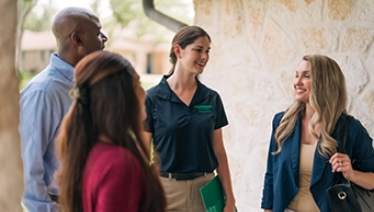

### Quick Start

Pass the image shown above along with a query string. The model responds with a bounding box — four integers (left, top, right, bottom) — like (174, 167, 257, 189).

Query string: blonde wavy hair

(273, 54, 347, 158)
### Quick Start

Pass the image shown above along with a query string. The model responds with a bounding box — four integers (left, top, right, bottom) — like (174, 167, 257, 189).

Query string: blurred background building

(18, 0, 194, 88)
(20, 29, 170, 75)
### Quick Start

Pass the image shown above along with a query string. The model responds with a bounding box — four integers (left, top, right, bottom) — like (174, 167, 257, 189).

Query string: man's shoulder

(21, 67, 70, 99)
(21, 70, 51, 99)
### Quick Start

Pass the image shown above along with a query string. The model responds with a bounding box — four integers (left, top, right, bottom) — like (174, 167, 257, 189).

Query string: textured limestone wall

(193, 0, 374, 211)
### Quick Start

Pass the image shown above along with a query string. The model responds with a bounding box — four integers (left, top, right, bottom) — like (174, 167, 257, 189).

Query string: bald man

(19, 7, 107, 212)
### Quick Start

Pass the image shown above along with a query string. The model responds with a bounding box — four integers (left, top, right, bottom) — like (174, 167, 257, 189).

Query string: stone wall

(193, 0, 374, 211)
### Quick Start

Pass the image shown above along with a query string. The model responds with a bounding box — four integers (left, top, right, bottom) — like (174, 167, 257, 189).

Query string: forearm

(216, 152, 236, 206)
(143, 132, 153, 165)
(22, 194, 58, 212)
(350, 170, 374, 190)
(21, 103, 57, 210)
(20, 91, 61, 211)
(22, 149, 58, 211)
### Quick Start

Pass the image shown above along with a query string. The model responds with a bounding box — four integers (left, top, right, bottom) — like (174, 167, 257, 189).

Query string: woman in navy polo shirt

(261, 55, 374, 212)
(144, 26, 236, 212)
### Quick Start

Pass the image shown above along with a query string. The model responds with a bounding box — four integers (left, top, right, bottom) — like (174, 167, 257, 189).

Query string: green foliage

(20, 0, 56, 32)
(111, 0, 141, 27)
(23, 0, 36, 6)
(22, 0, 193, 40)
(109, 0, 193, 43)
(23, 4, 57, 31)
(90, 0, 103, 17)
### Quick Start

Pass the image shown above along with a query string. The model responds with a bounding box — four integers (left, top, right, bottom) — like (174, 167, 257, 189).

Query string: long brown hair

(274, 54, 347, 158)
(168, 25, 211, 74)
(57, 51, 166, 212)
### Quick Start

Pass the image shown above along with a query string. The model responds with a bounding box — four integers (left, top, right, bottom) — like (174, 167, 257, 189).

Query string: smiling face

(294, 59, 312, 103)
(177, 36, 211, 75)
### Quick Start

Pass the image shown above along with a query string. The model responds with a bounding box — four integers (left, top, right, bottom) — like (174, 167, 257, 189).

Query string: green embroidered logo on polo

(194, 105, 213, 113)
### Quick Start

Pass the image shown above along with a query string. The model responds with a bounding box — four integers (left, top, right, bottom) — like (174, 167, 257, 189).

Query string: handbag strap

(339, 114, 351, 154)
(335, 114, 352, 182)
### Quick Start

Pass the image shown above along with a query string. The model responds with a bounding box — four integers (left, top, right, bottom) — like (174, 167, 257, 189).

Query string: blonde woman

(261, 55, 374, 212)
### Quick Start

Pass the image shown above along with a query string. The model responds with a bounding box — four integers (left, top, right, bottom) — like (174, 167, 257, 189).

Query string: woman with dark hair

(144, 25, 236, 212)
(57, 51, 166, 212)
(261, 54, 374, 212)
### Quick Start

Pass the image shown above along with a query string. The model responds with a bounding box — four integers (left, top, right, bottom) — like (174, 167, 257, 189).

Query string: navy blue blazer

(261, 112, 374, 212)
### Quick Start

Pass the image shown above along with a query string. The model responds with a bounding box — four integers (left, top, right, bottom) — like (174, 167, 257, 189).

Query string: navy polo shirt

(145, 75, 228, 173)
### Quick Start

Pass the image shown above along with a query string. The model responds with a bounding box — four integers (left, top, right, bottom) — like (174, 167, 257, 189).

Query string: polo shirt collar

(49, 53, 75, 82)
(156, 75, 209, 105)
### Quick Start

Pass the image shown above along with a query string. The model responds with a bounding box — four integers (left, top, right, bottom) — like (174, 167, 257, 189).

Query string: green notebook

(199, 176, 238, 212)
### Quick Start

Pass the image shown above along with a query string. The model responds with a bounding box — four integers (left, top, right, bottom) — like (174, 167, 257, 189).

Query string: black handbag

(326, 115, 374, 212)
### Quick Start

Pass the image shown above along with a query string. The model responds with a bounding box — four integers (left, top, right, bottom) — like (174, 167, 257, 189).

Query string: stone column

(0, 0, 24, 211)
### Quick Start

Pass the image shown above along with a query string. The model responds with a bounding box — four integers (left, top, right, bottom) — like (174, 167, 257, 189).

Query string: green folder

(199, 176, 238, 212)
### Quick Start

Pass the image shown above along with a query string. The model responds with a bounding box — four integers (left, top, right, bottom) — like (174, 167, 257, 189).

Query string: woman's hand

(329, 152, 355, 181)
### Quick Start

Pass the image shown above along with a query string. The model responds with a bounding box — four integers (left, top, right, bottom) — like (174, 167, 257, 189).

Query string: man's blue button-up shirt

(20, 53, 74, 212)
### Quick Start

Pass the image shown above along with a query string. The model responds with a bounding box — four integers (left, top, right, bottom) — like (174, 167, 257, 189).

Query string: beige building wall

(193, 0, 374, 211)
(110, 37, 170, 75)
(20, 31, 56, 72)
(22, 50, 54, 72)
(151, 50, 171, 75)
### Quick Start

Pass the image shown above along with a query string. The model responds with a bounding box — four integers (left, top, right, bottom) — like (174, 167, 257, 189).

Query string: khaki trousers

(285, 209, 320, 212)
(160, 173, 215, 212)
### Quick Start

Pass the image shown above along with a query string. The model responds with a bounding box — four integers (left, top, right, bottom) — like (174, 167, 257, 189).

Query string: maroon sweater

(82, 142, 145, 212)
